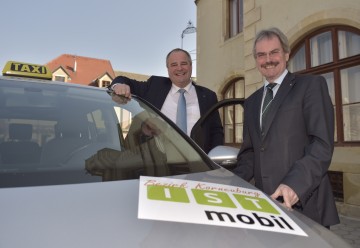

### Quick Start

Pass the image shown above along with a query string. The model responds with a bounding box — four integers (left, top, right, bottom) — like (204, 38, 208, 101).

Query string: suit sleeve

(109, 76, 151, 97)
(281, 75, 334, 206)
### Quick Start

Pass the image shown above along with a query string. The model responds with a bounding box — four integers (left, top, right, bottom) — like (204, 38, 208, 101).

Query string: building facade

(195, 0, 360, 218)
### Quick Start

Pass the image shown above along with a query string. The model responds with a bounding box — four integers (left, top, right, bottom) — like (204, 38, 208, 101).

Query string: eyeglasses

(255, 49, 282, 60)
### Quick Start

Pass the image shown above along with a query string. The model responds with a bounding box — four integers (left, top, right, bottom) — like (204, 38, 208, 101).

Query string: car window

(0, 79, 215, 188)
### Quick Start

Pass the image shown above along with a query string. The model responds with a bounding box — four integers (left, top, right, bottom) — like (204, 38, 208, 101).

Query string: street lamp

(181, 21, 196, 49)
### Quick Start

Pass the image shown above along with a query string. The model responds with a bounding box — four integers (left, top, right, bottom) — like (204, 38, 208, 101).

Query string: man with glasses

(233, 27, 339, 228)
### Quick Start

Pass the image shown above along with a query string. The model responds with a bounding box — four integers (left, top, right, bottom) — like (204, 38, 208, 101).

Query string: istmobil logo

(138, 176, 307, 236)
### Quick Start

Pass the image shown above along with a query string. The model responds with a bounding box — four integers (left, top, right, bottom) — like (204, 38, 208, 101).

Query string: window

(288, 45, 305, 72)
(101, 80, 111, 88)
(54, 76, 66, 82)
(310, 31, 333, 67)
(222, 78, 245, 145)
(338, 30, 360, 59)
(0, 79, 213, 187)
(228, 0, 243, 38)
(321, 72, 336, 141)
(288, 26, 360, 145)
(341, 65, 360, 141)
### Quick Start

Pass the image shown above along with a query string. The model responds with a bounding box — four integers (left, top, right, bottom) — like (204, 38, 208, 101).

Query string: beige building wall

(195, 0, 360, 218)
(196, 0, 245, 95)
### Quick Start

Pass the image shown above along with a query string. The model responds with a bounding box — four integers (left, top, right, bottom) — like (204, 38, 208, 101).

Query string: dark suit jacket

(233, 72, 339, 226)
(110, 76, 224, 153)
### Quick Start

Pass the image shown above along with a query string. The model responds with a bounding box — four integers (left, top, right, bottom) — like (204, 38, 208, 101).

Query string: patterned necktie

(176, 89, 187, 133)
(261, 83, 277, 130)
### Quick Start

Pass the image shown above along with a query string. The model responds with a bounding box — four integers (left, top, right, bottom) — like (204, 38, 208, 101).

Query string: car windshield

(0, 78, 216, 188)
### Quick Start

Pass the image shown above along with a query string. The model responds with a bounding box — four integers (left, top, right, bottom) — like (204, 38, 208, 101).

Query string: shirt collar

(171, 82, 193, 95)
(265, 69, 288, 87)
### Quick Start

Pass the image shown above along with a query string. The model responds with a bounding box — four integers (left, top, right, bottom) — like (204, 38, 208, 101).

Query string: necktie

(261, 83, 277, 130)
(176, 89, 187, 133)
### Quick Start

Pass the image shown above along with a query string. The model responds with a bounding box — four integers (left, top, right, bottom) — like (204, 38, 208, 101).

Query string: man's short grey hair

(253, 27, 290, 58)
(166, 48, 192, 67)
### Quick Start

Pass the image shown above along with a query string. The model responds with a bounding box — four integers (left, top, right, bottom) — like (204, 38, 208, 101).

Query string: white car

(0, 62, 350, 248)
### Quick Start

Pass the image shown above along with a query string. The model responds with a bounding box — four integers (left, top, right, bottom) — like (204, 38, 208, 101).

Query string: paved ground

(331, 215, 360, 248)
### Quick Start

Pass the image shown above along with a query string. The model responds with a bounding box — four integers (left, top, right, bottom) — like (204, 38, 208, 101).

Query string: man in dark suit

(233, 27, 339, 227)
(109, 48, 223, 154)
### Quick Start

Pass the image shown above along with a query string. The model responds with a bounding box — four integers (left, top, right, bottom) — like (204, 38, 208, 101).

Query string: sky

(0, 0, 197, 77)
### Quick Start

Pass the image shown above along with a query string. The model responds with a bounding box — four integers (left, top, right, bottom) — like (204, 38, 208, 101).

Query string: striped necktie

(176, 89, 187, 133)
(261, 83, 277, 130)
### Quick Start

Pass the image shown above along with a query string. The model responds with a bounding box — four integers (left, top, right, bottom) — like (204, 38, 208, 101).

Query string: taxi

(0, 61, 350, 248)
(2, 61, 53, 79)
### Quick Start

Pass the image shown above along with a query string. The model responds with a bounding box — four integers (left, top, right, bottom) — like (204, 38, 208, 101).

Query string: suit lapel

(252, 90, 264, 137)
(150, 78, 172, 109)
(261, 73, 296, 137)
(194, 84, 208, 115)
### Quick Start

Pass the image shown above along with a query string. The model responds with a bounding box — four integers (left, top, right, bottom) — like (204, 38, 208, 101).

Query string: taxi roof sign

(2, 61, 52, 80)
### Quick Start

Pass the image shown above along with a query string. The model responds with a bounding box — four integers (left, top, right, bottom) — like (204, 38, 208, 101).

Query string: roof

(114, 70, 150, 82)
(46, 54, 115, 86)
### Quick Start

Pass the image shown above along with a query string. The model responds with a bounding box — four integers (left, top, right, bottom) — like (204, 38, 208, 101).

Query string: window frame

(289, 26, 360, 146)
(222, 78, 245, 146)
(54, 75, 66, 82)
(227, 0, 244, 39)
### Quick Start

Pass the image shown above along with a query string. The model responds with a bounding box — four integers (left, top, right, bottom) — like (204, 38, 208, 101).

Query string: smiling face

(166, 50, 192, 88)
(254, 36, 290, 82)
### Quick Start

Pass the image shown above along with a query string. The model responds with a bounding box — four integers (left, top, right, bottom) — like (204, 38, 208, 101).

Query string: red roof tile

(46, 54, 115, 86)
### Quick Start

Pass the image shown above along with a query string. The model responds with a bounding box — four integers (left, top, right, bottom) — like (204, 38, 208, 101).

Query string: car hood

(0, 168, 349, 248)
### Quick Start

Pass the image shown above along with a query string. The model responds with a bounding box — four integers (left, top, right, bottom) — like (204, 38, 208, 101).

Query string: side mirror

(190, 98, 245, 151)
(208, 145, 239, 170)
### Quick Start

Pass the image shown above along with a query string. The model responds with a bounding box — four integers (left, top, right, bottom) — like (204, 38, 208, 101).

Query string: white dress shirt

(161, 83, 200, 136)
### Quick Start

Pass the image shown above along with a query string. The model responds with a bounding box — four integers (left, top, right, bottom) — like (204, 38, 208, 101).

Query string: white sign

(138, 176, 307, 236)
